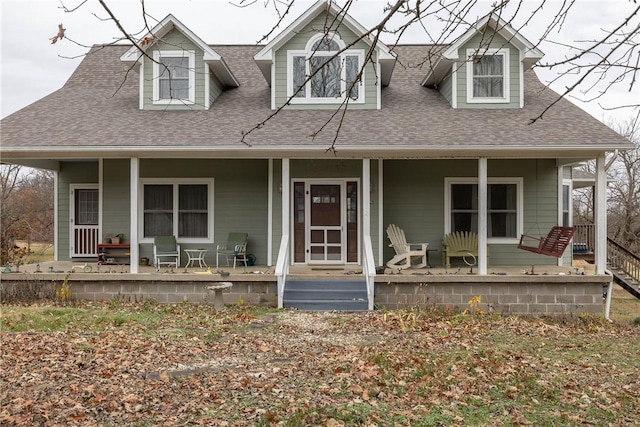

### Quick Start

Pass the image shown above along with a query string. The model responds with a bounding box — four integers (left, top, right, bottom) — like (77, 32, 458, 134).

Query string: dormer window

(466, 48, 510, 104)
(153, 50, 196, 104)
(287, 33, 364, 104)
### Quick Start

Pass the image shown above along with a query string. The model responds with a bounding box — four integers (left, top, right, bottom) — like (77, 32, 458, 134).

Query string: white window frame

(139, 178, 214, 244)
(444, 177, 523, 244)
(152, 50, 196, 105)
(287, 33, 365, 104)
(466, 48, 510, 104)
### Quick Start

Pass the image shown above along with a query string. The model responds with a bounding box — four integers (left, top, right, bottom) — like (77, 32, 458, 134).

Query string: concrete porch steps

(283, 279, 369, 311)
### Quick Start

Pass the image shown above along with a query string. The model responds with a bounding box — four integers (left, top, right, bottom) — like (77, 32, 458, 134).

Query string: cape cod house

(1, 1, 633, 313)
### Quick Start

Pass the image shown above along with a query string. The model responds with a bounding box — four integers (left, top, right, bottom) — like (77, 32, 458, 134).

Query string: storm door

(309, 183, 343, 264)
(70, 185, 99, 258)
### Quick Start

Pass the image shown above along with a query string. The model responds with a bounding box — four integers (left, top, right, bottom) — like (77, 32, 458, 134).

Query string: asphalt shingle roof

(0, 44, 631, 159)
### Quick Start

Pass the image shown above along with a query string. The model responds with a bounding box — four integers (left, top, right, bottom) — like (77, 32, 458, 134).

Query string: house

(1, 1, 632, 313)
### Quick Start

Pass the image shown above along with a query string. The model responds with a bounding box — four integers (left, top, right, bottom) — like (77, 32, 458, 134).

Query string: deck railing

(274, 235, 290, 309)
(73, 226, 99, 257)
(573, 223, 595, 253)
(608, 238, 640, 284)
(362, 236, 376, 311)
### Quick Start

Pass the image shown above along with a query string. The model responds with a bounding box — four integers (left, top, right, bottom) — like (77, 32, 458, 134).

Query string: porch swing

(516, 160, 577, 258)
(517, 226, 577, 257)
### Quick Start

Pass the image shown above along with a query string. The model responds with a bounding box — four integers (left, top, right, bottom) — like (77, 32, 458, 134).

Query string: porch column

(595, 155, 607, 274)
(53, 171, 59, 261)
(362, 159, 371, 237)
(130, 158, 139, 274)
(478, 158, 488, 275)
(282, 158, 290, 244)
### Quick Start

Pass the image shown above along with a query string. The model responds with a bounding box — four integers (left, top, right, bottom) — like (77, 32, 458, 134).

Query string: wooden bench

(442, 231, 488, 268)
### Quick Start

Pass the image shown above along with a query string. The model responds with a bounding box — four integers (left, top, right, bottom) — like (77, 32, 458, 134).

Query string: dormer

(120, 14, 239, 110)
(254, 0, 396, 110)
(422, 14, 543, 109)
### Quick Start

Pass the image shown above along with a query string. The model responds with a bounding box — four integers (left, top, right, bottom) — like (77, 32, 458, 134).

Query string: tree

(606, 117, 640, 253)
(0, 166, 54, 265)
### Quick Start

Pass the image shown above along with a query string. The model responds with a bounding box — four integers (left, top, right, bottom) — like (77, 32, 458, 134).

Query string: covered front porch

(1, 259, 609, 316)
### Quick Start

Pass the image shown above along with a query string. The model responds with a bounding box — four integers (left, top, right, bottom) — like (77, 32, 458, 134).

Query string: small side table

(184, 249, 208, 268)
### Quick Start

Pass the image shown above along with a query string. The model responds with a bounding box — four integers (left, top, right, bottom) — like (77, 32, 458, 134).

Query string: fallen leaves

(0, 302, 639, 425)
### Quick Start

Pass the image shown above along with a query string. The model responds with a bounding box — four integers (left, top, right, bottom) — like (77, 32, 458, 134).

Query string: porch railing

(362, 236, 376, 311)
(608, 238, 640, 285)
(275, 234, 290, 309)
(73, 226, 99, 257)
(574, 224, 595, 253)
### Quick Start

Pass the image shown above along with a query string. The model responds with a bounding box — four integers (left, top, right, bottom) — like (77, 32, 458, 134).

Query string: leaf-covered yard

(1, 300, 639, 426)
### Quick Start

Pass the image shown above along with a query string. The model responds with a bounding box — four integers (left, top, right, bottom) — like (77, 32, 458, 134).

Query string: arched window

(287, 33, 364, 103)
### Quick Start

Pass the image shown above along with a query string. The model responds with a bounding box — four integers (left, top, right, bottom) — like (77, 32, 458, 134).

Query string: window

(445, 178, 522, 242)
(152, 50, 196, 104)
(288, 33, 364, 104)
(141, 179, 213, 242)
(466, 48, 509, 103)
(562, 181, 572, 227)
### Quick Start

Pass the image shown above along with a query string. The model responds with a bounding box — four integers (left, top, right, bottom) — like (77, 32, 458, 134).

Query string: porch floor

(4, 259, 599, 281)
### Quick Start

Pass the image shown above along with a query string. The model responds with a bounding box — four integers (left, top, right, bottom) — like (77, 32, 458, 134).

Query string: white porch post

(282, 158, 290, 247)
(130, 158, 139, 274)
(362, 159, 371, 237)
(595, 155, 607, 274)
(378, 160, 384, 266)
(53, 171, 59, 261)
(478, 158, 488, 275)
(267, 159, 273, 266)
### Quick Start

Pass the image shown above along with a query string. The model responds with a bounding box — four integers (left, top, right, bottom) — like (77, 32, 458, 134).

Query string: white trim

(595, 156, 607, 274)
(378, 160, 384, 267)
(363, 160, 371, 236)
(444, 176, 523, 244)
(53, 171, 59, 261)
(139, 61, 144, 110)
(451, 63, 457, 108)
(519, 60, 524, 108)
(282, 159, 290, 264)
(130, 158, 139, 274)
(152, 50, 196, 105)
(478, 159, 488, 275)
(69, 183, 99, 259)
(286, 38, 366, 105)
(376, 61, 381, 110)
(466, 48, 510, 104)
(267, 159, 273, 266)
(99, 159, 103, 244)
(138, 178, 215, 244)
(204, 63, 210, 109)
(559, 172, 573, 268)
(270, 62, 276, 110)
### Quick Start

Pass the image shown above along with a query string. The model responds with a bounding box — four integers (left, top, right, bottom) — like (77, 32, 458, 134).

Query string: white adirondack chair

(385, 224, 428, 269)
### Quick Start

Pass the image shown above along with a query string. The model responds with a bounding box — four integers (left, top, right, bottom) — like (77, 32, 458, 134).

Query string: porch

(1, 260, 609, 316)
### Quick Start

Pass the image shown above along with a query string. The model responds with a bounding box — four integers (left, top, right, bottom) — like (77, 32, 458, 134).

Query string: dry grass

(14, 240, 54, 264)
(609, 283, 640, 324)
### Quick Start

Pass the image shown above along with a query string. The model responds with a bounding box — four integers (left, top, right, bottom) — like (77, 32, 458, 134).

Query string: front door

(309, 184, 343, 263)
(70, 185, 99, 258)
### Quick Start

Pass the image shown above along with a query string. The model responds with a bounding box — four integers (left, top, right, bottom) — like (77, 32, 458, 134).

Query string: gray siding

(274, 12, 379, 110)
(139, 159, 269, 266)
(209, 70, 223, 106)
(383, 159, 559, 267)
(439, 72, 453, 106)
(143, 29, 206, 110)
(455, 32, 521, 109)
(57, 161, 99, 261)
(102, 159, 131, 245)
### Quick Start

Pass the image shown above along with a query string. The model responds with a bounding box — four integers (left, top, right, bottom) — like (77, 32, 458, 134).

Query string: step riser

(284, 290, 367, 300)
(284, 301, 368, 311)
(283, 280, 369, 311)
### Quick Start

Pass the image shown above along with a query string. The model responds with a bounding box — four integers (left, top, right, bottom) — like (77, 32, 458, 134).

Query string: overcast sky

(1, 0, 638, 123)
